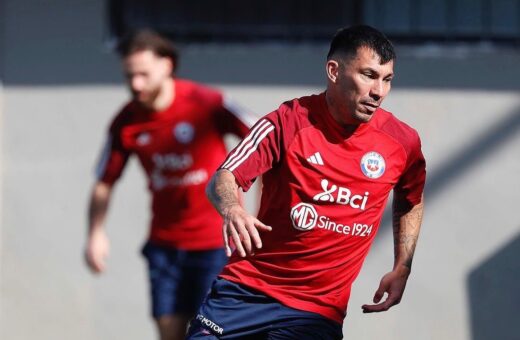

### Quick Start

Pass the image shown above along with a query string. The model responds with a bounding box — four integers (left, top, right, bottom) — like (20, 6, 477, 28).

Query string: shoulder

(258, 93, 322, 145)
(108, 101, 138, 133)
(269, 93, 321, 126)
(372, 108, 422, 156)
(176, 78, 222, 105)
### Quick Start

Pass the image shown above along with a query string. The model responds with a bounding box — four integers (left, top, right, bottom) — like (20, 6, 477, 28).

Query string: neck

(150, 77, 175, 112)
(325, 91, 359, 132)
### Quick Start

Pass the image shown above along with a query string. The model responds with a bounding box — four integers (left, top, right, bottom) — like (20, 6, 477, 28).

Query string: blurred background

(1, 0, 519, 339)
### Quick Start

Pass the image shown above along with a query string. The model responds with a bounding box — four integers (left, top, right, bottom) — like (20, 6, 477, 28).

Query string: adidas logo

(306, 152, 324, 165)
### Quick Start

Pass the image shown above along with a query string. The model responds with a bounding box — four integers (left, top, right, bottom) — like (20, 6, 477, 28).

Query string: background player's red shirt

(219, 92, 426, 323)
(96, 79, 253, 250)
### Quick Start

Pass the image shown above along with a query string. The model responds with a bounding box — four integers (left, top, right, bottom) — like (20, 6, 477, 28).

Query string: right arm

(85, 181, 114, 273)
(206, 169, 271, 257)
(86, 114, 130, 273)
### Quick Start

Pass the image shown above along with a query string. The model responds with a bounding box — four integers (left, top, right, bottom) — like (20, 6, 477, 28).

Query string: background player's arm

(362, 197, 424, 313)
(206, 169, 271, 257)
(85, 181, 114, 273)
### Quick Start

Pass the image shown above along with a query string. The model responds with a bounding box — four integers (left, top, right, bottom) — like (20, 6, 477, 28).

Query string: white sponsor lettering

(317, 216, 373, 237)
(290, 203, 373, 237)
(313, 179, 369, 210)
(317, 215, 351, 234)
(169, 169, 208, 186)
(196, 314, 224, 335)
(152, 153, 193, 171)
(151, 169, 208, 190)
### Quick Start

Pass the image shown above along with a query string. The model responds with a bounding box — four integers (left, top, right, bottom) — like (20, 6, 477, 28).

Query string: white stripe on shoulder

(221, 119, 272, 169)
(223, 94, 259, 128)
(221, 119, 274, 171)
(95, 136, 112, 179)
(226, 124, 274, 172)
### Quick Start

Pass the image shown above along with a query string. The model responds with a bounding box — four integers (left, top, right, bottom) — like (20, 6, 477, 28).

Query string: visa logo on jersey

(313, 179, 369, 210)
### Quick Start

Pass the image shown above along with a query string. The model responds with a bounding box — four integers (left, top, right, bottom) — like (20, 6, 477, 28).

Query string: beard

(132, 87, 161, 108)
(351, 99, 379, 123)
(351, 106, 375, 123)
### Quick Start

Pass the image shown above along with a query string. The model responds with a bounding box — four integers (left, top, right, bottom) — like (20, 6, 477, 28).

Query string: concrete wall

(1, 1, 519, 339)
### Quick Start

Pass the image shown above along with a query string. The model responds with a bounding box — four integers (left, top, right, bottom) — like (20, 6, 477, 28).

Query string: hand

(362, 266, 410, 313)
(85, 228, 110, 274)
(222, 205, 272, 257)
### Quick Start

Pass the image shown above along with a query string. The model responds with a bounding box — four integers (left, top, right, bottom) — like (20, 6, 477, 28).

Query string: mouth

(133, 92, 149, 102)
(361, 102, 379, 113)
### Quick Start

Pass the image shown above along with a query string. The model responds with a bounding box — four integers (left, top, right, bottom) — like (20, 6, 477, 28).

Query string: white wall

(1, 1, 519, 339)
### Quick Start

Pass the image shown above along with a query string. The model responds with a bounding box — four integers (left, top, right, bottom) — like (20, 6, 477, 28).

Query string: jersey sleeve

(219, 109, 283, 192)
(215, 94, 258, 138)
(393, 134, 426, 212)
(95, 117, 131, 185)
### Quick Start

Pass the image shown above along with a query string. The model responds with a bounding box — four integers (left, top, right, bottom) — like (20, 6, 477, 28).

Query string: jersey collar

(318, 92, 373, 141)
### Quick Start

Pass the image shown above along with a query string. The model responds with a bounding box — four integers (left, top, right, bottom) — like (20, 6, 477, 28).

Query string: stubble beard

(134, 87, 161, 110)
(352, 110, 373, 123)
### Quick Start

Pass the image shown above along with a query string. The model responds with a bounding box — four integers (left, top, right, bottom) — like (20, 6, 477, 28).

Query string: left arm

(362, 197, 424, 313)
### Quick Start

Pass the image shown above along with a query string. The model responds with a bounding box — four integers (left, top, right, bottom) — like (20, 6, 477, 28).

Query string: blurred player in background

(188, 25, 426, 339)
(84, 30, 255, 340)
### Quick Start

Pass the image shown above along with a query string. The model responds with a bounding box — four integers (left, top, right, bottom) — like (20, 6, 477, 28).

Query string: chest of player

(120, 114, 225, 172)
(284, 126, 408, 210)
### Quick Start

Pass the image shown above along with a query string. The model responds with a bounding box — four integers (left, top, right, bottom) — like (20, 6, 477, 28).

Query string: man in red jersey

(187, 25, 426, 339)
(84, 31, 255, 340)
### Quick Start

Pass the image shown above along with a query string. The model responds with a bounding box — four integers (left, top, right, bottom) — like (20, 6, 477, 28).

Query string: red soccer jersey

(96, 79, 254, 250)
(219, 92, 426, 324)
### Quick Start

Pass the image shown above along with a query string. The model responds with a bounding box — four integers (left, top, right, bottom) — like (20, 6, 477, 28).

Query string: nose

(130, 76, 144, 92)
(370, 80, 383, 101)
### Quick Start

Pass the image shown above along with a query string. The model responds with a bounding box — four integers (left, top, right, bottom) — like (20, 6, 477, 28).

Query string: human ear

(161, 57, 174, 76)
(326, 60, 339, 83)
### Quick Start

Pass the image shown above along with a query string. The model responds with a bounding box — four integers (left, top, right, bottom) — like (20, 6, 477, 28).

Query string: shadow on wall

(375, 106, 520, 242)
(423, 107, 520, 200)
(467, 232, 520, 340)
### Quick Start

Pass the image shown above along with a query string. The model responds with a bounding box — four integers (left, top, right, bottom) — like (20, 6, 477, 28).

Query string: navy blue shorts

(186, 278, 343, 339)
(141, 242, 227, 318)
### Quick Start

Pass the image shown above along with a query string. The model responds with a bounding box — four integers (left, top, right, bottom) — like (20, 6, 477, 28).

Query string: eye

(361, 70, 380, 80)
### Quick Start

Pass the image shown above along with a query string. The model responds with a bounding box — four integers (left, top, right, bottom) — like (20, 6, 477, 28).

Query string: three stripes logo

(221, 119, 274, 171)
(221, 119, 326, 172)
(306, 152, 324, 166)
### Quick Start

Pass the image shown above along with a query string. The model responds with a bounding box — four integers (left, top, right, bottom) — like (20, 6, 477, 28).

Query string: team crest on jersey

(173, 122, 194, 144)
(360, 151, 385, 179)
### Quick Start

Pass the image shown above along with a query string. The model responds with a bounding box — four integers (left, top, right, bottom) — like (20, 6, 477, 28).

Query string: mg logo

(290, 203, 318, 231)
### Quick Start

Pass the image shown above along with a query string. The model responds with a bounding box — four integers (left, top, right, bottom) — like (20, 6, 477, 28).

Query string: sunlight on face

(123, 50, 172, 108)
(328, 47, 394, 125)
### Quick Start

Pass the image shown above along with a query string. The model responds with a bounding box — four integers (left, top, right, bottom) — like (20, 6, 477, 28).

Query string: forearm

(206, 169, 242, 217)
(392, 198, 424, 272)
(88, 182, 113, 234)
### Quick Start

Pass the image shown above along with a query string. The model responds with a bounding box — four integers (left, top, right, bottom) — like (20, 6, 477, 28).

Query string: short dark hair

(327, 25, 395, 64)
(117, 30, 179, 69)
